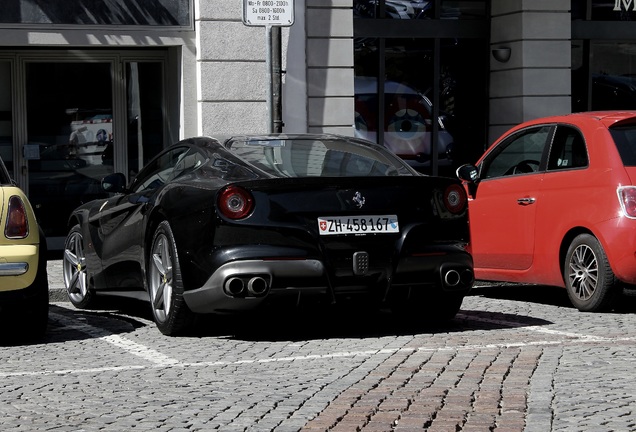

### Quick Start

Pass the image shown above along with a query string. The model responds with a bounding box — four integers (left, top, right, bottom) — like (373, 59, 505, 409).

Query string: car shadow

(31, 298, 555, 344)
(185, 305, 554, 342)
(471, 282, 573, 308)
(29, 284, 636, 345)
(471, 281, 636, 313)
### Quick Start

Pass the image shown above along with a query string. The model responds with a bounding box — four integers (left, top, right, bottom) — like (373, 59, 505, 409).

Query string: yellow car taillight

(5, 195, 29, 239)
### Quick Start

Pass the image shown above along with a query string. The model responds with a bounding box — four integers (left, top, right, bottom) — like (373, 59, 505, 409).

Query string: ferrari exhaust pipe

(444, 269, 461, 287)
(224, 277, 245, 296)
(460, 269, 474, 286)
(247, 276, 269, 296)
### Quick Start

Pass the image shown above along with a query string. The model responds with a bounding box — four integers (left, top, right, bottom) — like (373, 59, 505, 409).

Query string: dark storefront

(0, 1, 187, 247)
(352, 0, 489, 177)
(573, 0, 636, 112)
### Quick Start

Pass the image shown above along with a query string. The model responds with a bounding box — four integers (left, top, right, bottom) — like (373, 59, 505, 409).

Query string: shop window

(26, 62, 113, 239)
(353, 1, 488, 176)
(572, 1, 636, 111)
(0, 62, 12, 176)
(354, 0, 486, 20)
(0, 0, 190, 26)
(125, 62, 165, 178)
(573, 41, 636, 111)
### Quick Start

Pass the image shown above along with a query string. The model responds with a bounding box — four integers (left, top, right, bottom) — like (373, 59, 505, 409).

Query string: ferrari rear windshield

(610, 125, 636, 166)
(226, 137, 413, 177)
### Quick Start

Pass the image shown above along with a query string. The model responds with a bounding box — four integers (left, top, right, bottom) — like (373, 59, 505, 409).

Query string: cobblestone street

(0, 261, 633, 431)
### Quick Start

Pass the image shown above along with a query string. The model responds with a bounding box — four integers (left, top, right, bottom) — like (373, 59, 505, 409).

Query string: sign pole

(266, 25, 273, 133)
(243, 0, 294, 134)
(271, 26, 283, 133)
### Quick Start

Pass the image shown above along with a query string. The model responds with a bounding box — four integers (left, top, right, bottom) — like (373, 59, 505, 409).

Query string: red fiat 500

(457, 111, 636, 312)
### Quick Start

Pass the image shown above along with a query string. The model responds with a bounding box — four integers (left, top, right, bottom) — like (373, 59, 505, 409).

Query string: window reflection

(126, 62, 165, 178)
(354, 35, 487, 176)
(592, 0, 636, 21)
(26, 62, 113, 238)
(0, 62, 12, 176)
(572, 0, 636, 21)
(572, 41, 636, 111)
(353, 0, 485, 20)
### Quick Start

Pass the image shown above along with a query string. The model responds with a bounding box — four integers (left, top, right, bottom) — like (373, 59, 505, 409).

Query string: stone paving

(3, 260, 629, 431)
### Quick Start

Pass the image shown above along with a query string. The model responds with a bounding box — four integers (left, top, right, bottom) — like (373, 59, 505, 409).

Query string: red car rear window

(610, 126, 636, 166)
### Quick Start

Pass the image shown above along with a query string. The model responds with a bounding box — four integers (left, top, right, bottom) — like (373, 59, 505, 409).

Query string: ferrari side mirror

(101, 173, 127, 194)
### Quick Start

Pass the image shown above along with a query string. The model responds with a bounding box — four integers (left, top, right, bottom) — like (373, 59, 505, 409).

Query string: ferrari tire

(148, 221, 194, 336)
(564, 233, 619, 312)
(63, 224, 95, 309)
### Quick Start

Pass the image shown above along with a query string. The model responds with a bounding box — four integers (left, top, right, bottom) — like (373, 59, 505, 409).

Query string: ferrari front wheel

(564, 233, 619, 312)
(148, 221, 194, 336)
(63, 224, 95, 309)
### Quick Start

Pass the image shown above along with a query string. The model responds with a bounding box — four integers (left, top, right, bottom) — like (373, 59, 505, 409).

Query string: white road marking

(49, 312, 180, 366)
(2, 311, 632, 378)
(456, 313, 623, 342)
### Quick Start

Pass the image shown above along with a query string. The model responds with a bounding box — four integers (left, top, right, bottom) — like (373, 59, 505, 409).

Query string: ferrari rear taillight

(5, 195, 29, 239)
(218, 185, 254, 219)
(618, 186, 636, 218)
(444, 184, 467, 215)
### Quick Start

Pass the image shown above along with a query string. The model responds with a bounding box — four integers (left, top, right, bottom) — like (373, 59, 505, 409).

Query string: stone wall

(489, 0, 571, 143)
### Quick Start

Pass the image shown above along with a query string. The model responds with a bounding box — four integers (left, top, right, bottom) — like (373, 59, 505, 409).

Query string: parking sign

(243, 0, 295, 26)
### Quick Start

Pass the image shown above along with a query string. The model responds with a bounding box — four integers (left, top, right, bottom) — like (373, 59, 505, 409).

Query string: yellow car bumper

(0, 244, 39, 292)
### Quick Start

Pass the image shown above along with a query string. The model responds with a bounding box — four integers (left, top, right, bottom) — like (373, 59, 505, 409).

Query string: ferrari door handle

(517, 197, 536, 205)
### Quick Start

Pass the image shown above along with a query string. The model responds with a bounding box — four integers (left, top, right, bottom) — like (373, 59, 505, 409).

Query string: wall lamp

(492, 47, 512, 63)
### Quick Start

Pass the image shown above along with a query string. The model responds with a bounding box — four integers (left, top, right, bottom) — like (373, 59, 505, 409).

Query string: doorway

(2, 50, 173, 249)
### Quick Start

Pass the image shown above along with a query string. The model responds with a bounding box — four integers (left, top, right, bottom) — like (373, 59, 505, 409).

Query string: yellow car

(0, 161, 48, 341)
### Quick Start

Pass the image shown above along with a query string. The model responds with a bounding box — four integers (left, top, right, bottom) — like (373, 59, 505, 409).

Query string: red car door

(469, 125, 553, 274)
(469, 174, 543, 271)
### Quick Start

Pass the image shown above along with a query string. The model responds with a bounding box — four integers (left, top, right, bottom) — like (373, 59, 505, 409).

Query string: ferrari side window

(481, 126, 552, 179)
(133, 146, 189, 192)
(171, 149, 206, 181)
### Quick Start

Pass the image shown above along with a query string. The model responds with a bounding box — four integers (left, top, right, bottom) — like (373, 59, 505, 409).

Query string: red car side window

(482, 126, 551, 179)
(547, 126, 588, 171)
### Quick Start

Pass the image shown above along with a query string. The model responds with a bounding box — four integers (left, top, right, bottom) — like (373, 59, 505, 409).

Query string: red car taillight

(217, 185, 254, 220)
(444, 184, 467, 215)
(5, 195, 29, 239)
(618, 186, 636, 218)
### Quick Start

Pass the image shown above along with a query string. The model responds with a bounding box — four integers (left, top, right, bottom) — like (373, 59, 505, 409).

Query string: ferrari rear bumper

(182, 249, 473, 314)
(183, 259, 326, 313)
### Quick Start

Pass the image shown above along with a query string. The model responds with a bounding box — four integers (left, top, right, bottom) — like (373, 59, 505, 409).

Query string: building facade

(0, 0, 633, 248)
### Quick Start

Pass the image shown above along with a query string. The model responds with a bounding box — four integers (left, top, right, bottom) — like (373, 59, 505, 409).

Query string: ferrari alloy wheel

(565, 233, 619, 312)
(149, 221, 194, 335)
(63, 224, 94, 308)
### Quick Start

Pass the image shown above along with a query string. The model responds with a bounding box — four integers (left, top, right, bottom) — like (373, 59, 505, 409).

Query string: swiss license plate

(317, 215, 399, 235)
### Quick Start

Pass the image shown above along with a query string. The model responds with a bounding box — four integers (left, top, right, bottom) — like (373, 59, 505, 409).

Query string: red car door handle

(517, 197, 536, 205)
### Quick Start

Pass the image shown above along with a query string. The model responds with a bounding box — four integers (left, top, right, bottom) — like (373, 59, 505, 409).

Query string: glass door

(0, 61, 13, 176)
(25, 62, 114, 240)
(125, 61, 165, 178)
(0, 50, 172, 249)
